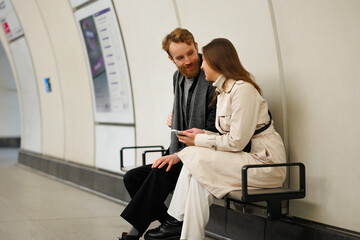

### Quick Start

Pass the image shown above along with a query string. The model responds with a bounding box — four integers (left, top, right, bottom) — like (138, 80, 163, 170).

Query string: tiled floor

(0, 148, 214, 240)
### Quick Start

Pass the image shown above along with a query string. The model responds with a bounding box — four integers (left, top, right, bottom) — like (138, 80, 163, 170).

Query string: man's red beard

(177, 57, 201, 79)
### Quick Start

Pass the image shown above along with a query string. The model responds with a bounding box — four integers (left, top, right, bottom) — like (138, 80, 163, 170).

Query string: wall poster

(75, 0, 134, 124)
(0, 0, 23, 41)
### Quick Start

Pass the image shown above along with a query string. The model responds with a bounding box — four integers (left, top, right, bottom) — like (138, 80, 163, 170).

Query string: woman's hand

(184, 128, 205, 134)
(177, 131, 197, 146)
(152, 154, 180, 172)
(176, 128, 204, 146)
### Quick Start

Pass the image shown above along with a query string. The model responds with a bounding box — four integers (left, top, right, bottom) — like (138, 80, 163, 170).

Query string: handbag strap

(243, 110, 272, 153)
(254, 110, 272, 135)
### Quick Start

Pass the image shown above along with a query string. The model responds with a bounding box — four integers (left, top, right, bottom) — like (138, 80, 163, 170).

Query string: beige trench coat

(177, 76, 286, 199)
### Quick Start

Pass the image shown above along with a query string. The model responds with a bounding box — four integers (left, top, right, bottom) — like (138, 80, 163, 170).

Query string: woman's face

(201, 57, 220, 82)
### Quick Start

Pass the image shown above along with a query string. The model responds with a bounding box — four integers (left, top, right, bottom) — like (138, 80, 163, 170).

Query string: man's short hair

(162, 28, 196, 57)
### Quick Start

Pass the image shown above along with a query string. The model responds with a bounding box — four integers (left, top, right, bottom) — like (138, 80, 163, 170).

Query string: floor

(0, 148, 214, 240)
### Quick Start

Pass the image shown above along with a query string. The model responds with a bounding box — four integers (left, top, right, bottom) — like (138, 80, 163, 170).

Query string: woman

(146, 38, 286, 240)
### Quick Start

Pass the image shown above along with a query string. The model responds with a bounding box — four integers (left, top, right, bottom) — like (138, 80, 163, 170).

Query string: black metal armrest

(142, 149, 168, 166)
(239, 162, 306, 219)
(242, 162, 306, 202)
(120, 145, 165, 171)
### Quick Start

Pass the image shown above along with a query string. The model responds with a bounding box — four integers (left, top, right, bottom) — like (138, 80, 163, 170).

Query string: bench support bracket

(267, 199, 282, 219)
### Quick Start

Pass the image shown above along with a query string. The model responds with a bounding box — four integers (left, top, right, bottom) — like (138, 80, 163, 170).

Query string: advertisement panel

(75, 0, 134, 124)
(0, 0, 23, 41)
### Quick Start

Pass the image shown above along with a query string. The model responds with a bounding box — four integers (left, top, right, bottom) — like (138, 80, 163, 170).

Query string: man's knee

(123, 168, 143, 188)
(123, 165, 152, 189)
(123, 170, 133, 188)
(151, 166, 167, 175)
(150, 165, 182, 184)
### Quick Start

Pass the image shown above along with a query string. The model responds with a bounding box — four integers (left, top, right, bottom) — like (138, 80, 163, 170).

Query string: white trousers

(168, 166, 214, 240)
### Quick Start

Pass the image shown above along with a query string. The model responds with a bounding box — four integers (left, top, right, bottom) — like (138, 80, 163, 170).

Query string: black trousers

(120, 162, 183, 234)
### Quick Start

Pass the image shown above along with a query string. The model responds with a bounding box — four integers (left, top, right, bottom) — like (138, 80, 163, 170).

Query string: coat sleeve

(195, 83, 260, 152)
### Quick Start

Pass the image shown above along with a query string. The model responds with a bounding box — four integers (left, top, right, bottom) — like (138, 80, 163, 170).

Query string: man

(119, 28, 217, 240)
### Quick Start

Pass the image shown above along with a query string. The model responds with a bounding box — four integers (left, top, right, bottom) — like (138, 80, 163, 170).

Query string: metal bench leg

(267, 199, 282, 220)
(224, 197, 230, 234)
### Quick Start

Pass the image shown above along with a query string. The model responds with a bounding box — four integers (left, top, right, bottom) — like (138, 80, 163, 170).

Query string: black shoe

(118, 232, 140, 240)
(144, 216, 182, 240)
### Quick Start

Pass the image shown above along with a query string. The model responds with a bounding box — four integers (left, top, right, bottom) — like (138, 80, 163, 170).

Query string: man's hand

(152, 154, 180, 172)
(167, 112, 172, 128)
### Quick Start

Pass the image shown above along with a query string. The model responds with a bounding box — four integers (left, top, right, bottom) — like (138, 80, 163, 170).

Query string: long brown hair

(202, 38, 262, 95)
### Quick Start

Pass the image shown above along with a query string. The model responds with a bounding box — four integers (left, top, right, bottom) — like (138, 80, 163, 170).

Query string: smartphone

(170, 129, 184, 135)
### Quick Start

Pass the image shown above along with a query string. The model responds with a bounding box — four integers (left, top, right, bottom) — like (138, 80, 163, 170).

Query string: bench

(120, 146, 306, 220)
(225, 162, 306, 220)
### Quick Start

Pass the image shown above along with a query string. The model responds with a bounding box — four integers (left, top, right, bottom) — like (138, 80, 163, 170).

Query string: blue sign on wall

(44, 77, 51, 93)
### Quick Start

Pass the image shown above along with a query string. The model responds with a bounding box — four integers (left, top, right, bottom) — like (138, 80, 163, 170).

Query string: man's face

(169, 42, 200, 79)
